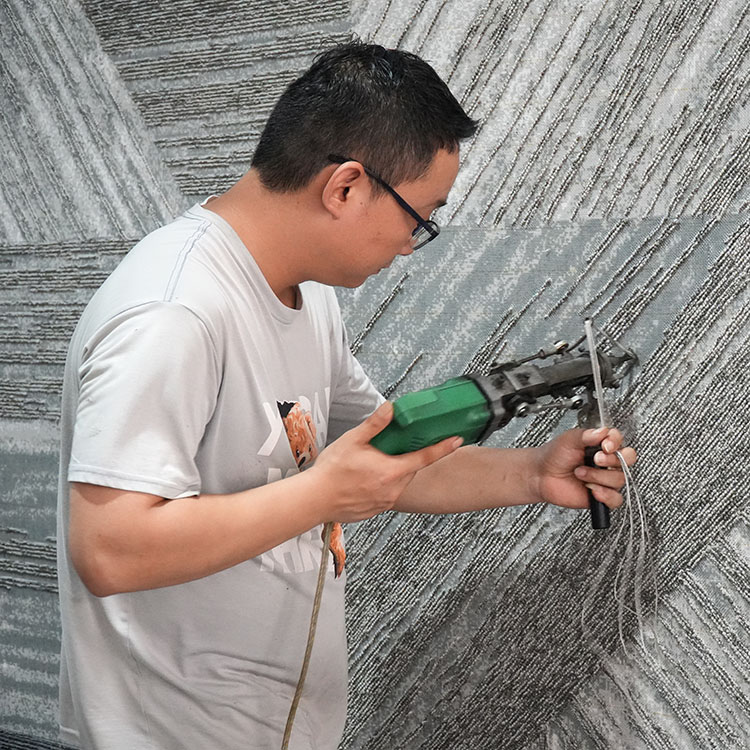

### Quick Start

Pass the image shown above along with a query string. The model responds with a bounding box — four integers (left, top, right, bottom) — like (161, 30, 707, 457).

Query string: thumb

(355, 401, 394, 442)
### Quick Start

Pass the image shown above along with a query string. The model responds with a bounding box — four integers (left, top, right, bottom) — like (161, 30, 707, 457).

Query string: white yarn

(580, 320, 658, 660)
(580, 449, 658, 660)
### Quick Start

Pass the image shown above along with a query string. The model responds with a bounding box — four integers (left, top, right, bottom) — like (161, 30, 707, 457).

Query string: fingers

(603, 445, 636, 467)
(397, 435, 464, 472)
(575, 447, 635, 510)
(355, 401, 394, 441)
(581, 426, 609, 446)
(358, 401, 463, 468)
(581, 427, 637, 467)
(601, 427, 623, 454)
(582, 426, 625, 449)
(586, 483, 623, 510)
(576, 427, 636, 511)
(585, 445, 637, 469)
(574, 464, 625, 490)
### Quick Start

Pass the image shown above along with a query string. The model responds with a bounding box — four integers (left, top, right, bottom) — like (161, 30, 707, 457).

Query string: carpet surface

(1, 0, 747, 747)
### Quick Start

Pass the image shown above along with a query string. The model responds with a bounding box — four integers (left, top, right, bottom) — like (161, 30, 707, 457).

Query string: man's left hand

(534, 427, 637, 510)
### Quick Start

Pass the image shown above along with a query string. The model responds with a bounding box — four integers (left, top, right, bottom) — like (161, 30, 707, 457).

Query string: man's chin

(333, 273, 368, 289)
(344, 268, 384, 287)
(325, 265, 390, 288)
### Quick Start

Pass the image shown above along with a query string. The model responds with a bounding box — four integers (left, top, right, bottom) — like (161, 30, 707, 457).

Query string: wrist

(526, 445, 547, 504)
(294, 465, 334, 526)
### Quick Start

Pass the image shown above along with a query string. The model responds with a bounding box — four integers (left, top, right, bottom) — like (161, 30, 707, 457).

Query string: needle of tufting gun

(579, 317, 637, 529)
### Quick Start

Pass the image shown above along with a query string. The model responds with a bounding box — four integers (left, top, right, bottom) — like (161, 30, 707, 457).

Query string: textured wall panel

(0, 433, 61, 743)
(352, 0, 749, 226)
(337, 1, 750, 747)
(0, 0, 184, 743)
(81, 0, 351, 203)
(337, 215, 749, 749)
(539, 518, 750, 749)
(0, 0, 182, 245)
(1, 239, 132, 422)
(1, 0, 748, 747)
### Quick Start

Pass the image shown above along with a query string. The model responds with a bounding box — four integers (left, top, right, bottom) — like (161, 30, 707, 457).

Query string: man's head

(251, 41, 477, 194)
(230, 41, 477, 290)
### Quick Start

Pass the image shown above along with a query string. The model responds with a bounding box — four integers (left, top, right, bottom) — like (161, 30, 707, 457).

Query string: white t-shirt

(56, 202, 383, 749)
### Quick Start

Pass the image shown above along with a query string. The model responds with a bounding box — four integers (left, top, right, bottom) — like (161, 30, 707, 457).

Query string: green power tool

(371, 339, 635, 455)
(370, 335, 636, 526)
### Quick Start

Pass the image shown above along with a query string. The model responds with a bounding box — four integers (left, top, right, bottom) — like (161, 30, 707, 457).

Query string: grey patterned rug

(1, 0, 748, 747)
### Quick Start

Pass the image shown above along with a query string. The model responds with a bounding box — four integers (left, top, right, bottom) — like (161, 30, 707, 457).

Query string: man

(57, 42, 635, 749)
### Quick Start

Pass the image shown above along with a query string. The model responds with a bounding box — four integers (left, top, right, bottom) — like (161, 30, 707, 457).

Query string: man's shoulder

(106, 208, 238, 305)
(68, 210, 230, 352)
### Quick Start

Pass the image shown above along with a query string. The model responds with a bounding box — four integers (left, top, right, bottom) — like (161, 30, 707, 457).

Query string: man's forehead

(403, 148, 460, 204)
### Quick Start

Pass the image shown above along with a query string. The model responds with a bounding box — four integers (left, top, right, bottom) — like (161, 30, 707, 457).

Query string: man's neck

(203, 172, 310, 308)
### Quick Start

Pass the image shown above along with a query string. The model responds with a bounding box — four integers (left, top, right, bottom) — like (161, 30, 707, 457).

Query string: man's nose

(398, 239, 414, 256)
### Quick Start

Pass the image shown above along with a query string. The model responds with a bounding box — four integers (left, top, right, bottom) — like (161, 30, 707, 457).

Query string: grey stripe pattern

(1, 0, 748, 747)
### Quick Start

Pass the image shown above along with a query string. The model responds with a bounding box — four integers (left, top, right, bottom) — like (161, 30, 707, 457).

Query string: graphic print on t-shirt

(278, 400, 345, 578)
(278, 401, 319, 469)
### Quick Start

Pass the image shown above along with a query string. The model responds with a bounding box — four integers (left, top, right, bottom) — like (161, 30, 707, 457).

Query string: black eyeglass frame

(328, 154, 440, 250)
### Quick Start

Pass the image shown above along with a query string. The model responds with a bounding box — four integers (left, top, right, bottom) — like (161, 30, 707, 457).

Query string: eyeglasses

(328, 154, 440, 250)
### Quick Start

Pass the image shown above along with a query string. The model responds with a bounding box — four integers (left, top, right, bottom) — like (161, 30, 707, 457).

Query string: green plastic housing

(370, 377, 492, 455)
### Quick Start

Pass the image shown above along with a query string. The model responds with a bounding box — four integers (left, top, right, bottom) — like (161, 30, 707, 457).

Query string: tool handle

(585, 445, 610, 529)
(370, 378, 491, 455)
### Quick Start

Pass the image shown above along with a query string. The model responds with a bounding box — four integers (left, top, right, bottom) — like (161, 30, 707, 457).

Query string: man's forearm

(70, 471, 327, 597)
(394, 445, 544, 514)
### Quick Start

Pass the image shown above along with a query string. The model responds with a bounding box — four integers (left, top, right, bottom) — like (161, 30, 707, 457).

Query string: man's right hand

(307, 401, 463, 523)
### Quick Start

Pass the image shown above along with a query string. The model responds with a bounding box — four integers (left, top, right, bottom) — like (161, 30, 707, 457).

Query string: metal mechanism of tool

(370, 322, 637, 529)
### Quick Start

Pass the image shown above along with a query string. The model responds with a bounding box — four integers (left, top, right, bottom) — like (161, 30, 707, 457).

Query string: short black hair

(251, 40, 478, 193)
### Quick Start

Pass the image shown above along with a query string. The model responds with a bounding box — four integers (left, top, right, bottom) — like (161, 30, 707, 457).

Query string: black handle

(585, 444, 610, 529)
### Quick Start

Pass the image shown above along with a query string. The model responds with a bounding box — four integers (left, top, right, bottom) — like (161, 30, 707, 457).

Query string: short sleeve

(326, 324, 384, 444)
(68, 302, 221, 499)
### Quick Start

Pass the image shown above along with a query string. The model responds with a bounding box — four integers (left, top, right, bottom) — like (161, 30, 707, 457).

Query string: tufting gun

(371, 331, 637, 527)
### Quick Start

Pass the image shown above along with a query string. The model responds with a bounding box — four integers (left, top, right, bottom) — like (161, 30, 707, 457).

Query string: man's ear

(321, 161, 369, 218)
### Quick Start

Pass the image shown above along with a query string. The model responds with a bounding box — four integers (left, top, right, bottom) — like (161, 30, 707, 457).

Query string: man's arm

(70, 473, 323, 597)
(394, 427, 635, 514)
(70, 402, 460, 596)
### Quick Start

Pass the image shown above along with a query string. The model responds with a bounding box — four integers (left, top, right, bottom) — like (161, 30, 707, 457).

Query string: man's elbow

(68, 482, 161, 596)
(71, 543, 125, 597)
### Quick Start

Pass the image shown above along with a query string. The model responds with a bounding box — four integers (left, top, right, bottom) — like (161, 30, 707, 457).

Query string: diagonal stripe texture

(0, 0, 747, 747)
